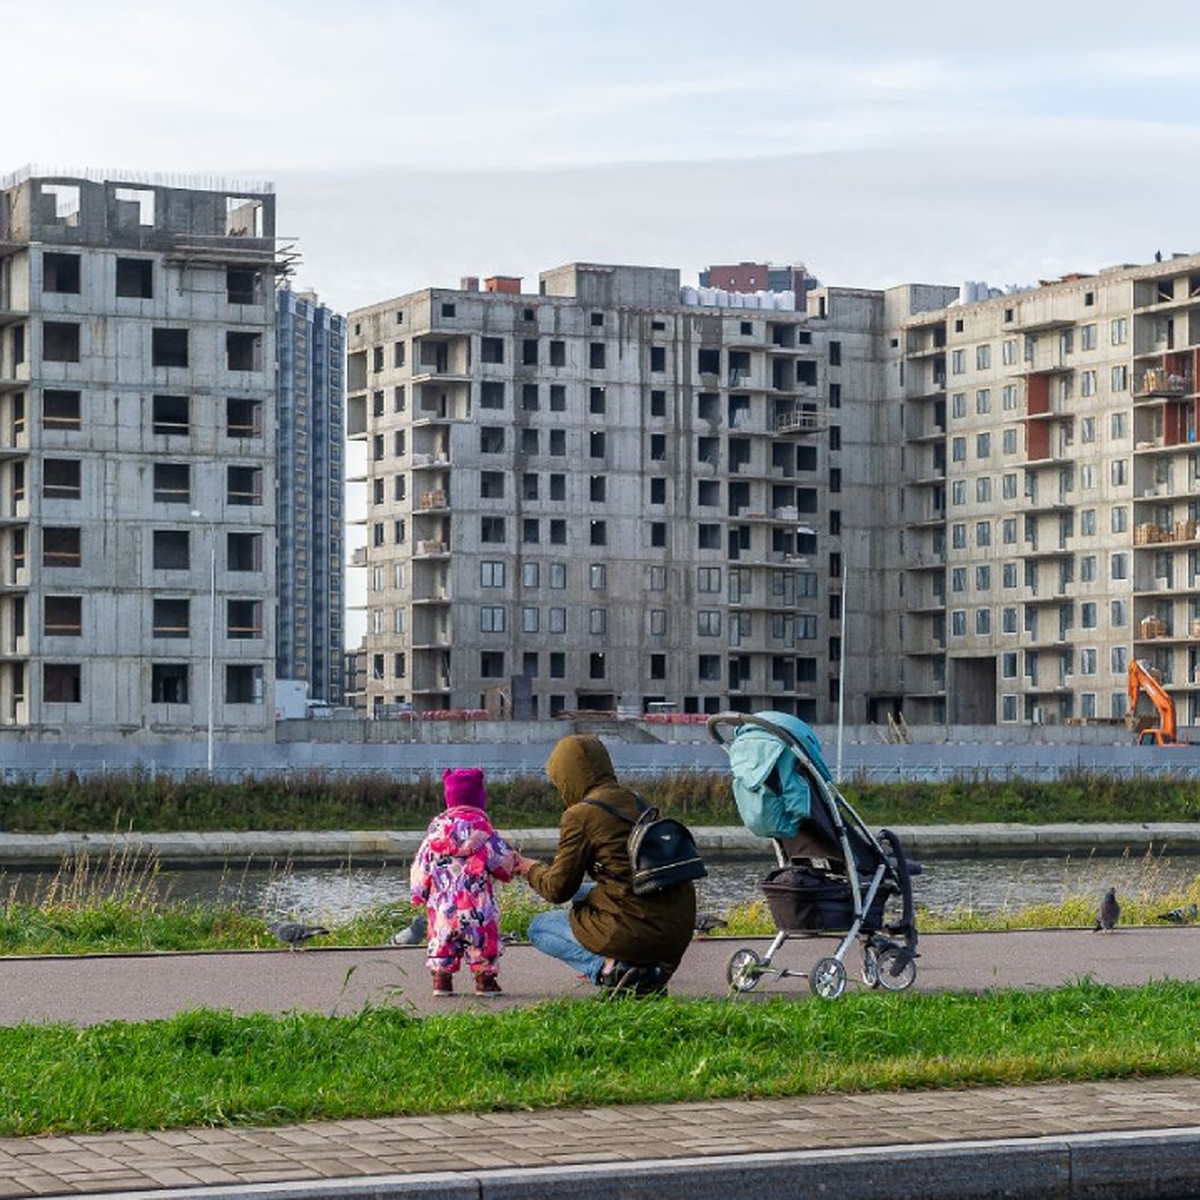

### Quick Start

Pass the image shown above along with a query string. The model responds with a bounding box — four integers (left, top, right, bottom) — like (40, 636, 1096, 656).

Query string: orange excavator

(1126, 659, 1186, 746)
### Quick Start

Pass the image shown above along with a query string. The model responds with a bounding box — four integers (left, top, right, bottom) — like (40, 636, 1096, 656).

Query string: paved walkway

(4, 1077, 1200, 1198)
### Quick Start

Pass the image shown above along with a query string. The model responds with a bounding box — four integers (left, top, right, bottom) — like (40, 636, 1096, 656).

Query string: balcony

(1135, 366, 1193, 400)
(774, 407, 824, 435)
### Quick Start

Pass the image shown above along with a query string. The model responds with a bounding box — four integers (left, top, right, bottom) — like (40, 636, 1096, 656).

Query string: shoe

(597, 963, 666, 996)
(432, 970, 454, 998)
(474, 973, 502, 997)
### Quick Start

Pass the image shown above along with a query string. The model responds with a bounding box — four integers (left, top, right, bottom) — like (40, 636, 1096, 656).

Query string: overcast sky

(9, 0, 1200, 314)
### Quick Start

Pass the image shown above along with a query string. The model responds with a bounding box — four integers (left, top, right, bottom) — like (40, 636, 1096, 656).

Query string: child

(409, 767, 521, 997)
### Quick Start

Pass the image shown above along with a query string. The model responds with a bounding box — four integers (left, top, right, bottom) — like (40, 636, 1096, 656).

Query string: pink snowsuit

(410, 803, 520, 975)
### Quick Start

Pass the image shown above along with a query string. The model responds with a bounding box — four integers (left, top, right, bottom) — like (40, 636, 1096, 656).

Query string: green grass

(4, 767, 1200, 833)
(2, 981, 1198, 1136)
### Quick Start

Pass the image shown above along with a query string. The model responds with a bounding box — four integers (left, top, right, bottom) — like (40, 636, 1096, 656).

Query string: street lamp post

(206, 534, 215, 775)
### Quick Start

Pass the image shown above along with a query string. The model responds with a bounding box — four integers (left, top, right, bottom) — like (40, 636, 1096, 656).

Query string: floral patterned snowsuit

(410, 805, 520, 975)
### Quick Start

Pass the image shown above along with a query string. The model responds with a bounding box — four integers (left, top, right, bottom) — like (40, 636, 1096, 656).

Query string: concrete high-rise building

(348, 263, 881, 722)
(276, 287, 347, 705)
(0, 169, 278, 742)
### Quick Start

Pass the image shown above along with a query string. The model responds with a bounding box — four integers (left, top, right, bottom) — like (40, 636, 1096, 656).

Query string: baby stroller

(707, 711, 920, 1000)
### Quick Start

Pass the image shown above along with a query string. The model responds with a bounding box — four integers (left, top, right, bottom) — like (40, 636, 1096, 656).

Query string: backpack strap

(580, 792, 648, 882)
(582, 791, 648, 824)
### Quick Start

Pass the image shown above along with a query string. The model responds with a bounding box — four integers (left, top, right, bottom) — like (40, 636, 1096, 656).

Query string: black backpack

(584, 793, 707, 895)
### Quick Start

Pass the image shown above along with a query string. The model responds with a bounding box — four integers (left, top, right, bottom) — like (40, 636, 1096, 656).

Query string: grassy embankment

(4, 767, 1200, 833)
(3, 981, 1199, 1137)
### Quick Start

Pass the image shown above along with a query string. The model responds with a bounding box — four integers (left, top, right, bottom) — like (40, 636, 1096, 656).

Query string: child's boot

(432, 970, 454, 998)
(474, 971, 502, 997)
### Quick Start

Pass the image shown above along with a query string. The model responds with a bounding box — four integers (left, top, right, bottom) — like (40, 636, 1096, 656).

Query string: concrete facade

(901, 255, 1200, 731)
(276, 287, 347, 705)
(349, 251, 1200, 735)
(0, 170, 279, 741)
(347, 262, 913, 721)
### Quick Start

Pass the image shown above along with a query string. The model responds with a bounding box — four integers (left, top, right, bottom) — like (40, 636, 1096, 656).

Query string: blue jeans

(527, 887, 606, 983)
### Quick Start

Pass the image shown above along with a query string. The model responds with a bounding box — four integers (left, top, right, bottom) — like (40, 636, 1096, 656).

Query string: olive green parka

(526, 734, 696, 970)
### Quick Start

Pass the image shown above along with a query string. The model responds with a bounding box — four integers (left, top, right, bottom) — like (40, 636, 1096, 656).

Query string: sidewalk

(5, 1077, 1200, 1198)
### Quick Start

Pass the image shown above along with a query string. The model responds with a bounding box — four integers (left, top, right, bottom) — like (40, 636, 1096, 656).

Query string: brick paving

(2, 1077, 1200, 1197)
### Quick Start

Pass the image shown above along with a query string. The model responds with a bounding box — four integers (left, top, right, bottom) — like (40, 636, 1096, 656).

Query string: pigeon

(1156, 904, 1199, 925)
(1093, 888, 1120, 933)
(268, 920, 329, 951)
(391, 914, 428, 946)
(695, 913, 729, 934)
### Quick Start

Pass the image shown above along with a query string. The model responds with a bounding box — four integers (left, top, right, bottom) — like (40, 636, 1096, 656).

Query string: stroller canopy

(727, 712, 832, 840)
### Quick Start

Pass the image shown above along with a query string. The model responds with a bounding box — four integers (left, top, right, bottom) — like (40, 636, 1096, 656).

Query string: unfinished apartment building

(901, 253, 1200, 729)
(0, 171, 278, 741)
(348, 262, 921, 722)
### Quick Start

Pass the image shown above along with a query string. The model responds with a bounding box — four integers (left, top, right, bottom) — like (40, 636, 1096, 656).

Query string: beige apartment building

(902, 254, 1200, 730)
(0, 171, 279, 742)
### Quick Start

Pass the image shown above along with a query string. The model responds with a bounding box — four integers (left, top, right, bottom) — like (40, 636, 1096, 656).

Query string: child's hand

(515, 855, 538, 877)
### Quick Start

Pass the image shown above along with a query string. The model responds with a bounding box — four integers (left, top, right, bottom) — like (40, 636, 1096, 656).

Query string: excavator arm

(1127, 659, 1178, 744)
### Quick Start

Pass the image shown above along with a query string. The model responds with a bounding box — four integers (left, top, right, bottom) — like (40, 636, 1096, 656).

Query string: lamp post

(192, 511, 216, 774)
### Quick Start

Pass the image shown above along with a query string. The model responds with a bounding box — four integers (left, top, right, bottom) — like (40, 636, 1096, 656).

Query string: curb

(5, 822, 1200, 867)
(44, 1127, 1200, 1200)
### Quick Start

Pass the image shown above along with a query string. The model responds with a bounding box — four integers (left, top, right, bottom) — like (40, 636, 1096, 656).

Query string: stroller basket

(762, 865, 887, 934)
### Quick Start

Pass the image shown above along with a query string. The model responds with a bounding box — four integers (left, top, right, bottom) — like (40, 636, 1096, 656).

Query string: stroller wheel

(876, 946, 917, 992)
(726, 948, 765, 993)
(809, 956, 847, 1000)
(861, 945, 881, 988)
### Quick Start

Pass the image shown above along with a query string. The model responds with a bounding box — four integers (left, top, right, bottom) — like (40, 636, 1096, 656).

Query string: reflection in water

(9, 848, 1187, 924)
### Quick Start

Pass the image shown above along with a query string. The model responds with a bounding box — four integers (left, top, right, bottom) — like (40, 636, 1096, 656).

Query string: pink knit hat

(443, 767, 487, 809)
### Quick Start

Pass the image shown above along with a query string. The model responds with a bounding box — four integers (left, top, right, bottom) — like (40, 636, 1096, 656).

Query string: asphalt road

(1, 926, 1197, 1025)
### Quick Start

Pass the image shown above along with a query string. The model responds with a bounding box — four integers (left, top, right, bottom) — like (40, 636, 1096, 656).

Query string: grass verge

(2, 980, 1197, 1137)
(5, 767, 1200, 832)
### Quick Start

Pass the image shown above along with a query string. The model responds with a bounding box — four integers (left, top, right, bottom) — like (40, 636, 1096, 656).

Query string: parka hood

(545, 734, 617, 807)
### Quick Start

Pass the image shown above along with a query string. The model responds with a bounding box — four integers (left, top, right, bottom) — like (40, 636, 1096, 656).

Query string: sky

(9, 0, 1200, 315)
(10, 0, 1200, 643)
